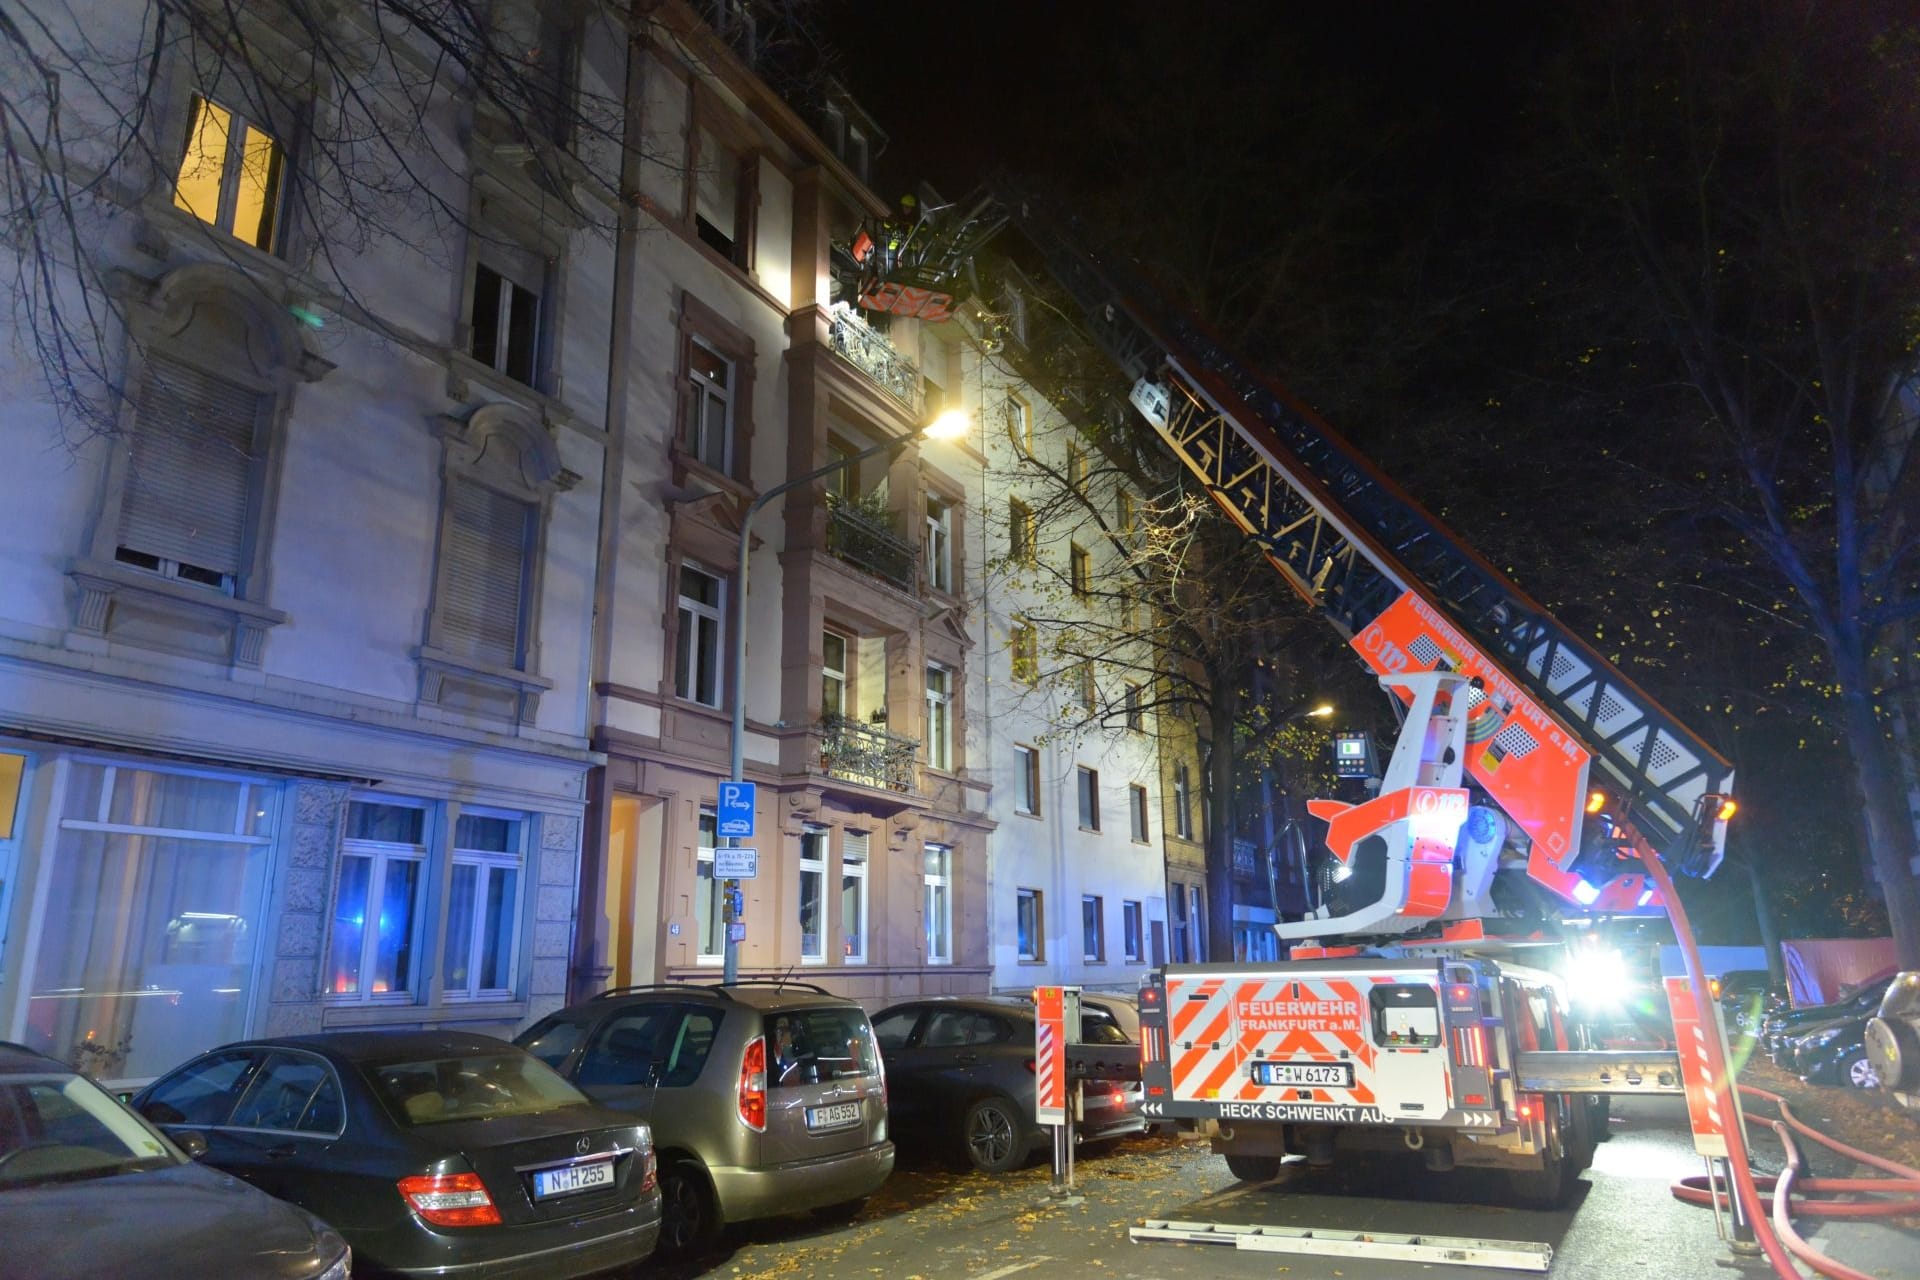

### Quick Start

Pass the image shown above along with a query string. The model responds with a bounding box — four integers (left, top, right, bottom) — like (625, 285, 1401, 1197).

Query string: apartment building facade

(950, 297, 1193, 994)
(0, 1, 626, 1082)
(0, 1, 1222, 1088)
(568, 7, 995, 1006)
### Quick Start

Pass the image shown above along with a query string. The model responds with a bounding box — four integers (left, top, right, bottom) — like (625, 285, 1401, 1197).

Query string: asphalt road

(643, 1095, 1916, 1280)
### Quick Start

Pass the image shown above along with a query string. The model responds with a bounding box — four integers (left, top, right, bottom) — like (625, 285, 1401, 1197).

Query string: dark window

(919, 1009, 1008, 1049)
(766, 1007, 880, 1087)
(872, 1007, 922, 1050)
(470, 261, 542, 385)
(1077, 766, 1100, 831)
(1369, 984, 1442, 1048)
(659, 1008, 723, 1088)
(346, 801, 426, 844)
(368, 1052, 586, 1125)
(1079, 1009, 1130, 1046)
(576, 1008, 681, 1088)
(139, 1051, 256, 1126)
(228, 1052, 341, 1134)
(516, 1017, 588, 1070)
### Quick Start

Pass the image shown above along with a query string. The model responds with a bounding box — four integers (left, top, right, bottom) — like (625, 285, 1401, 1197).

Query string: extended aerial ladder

(988, 194, 1735, 935)
(843, 188, 1773, 1267)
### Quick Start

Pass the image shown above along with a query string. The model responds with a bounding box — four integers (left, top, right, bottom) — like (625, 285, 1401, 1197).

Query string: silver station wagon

(517, 981, 892, 1255)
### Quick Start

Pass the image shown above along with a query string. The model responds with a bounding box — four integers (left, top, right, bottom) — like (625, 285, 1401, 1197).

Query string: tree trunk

(1834, 653, 1920, 970)
(1205, 682, 1240, 963)
(1740, 857, 1786, 988)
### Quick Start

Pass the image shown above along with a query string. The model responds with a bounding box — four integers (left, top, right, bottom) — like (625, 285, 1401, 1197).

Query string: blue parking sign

(717, 781, 755, 839)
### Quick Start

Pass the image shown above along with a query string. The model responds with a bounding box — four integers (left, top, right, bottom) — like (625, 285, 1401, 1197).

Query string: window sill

(1015, 809, 1043, 821)
(1078, 826, 1102, 835)
(669, 445, 757, 505)
(445, 352, 593, 437)
(323, 999, 526, 1029)
(416, 645, 553, 727)
(1016, 958, 1046, 966)
(69, 557, 288, 668)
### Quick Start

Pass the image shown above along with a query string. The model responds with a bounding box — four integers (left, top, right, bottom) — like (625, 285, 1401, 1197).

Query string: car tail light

(739, 1035, 767, 1131)
(397, 1172, 501, 1227)
(1023, 1058, 1036, 1074)
(639, 1146, 657, 1193)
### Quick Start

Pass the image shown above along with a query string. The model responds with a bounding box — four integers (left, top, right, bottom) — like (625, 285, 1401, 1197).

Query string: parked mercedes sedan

(133, 1031, 661, 1279)
(0, 1040, 348, 1280)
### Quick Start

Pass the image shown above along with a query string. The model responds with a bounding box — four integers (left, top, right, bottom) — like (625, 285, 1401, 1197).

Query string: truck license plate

(533, 1158, 614, 1199)
(1253, 1060, 1354, 1088)
(806, 1102, 861, 1131)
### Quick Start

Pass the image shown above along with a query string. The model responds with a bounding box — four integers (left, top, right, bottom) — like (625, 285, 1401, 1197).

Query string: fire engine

(851, 191, 1738, 1208)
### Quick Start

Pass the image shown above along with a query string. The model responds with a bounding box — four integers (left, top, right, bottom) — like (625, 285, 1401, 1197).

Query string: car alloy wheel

(964, 1097, 1022, 1173)
(1847, 1055, 1882, 1090)
(657, 1161, 719, 1255)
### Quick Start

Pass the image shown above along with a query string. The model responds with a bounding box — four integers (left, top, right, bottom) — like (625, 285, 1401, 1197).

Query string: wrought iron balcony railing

(826, 496, 916, 590)
(820, 716, 920, 793)
(1232, 838, 1261, 877)
(827, 307, 921, 412)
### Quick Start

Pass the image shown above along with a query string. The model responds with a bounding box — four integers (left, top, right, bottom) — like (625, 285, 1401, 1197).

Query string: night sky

(810, 2, 1907, 945)
(818, 2, 1555, 211)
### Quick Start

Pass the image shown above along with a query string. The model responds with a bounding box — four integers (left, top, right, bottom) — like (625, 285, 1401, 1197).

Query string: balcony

(827, 306, 920, 413)
(826, 494, 916, 591)
(1233, 838, 1261, 878)
(820, 716, 920, 793)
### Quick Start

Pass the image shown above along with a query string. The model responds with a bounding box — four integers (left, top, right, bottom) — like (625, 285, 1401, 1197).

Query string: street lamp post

(721, 410, 968, 983)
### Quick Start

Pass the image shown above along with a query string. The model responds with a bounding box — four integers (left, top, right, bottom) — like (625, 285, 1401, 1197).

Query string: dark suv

(871, 995, 1146, 1173)
(517, 982, 891, 1254)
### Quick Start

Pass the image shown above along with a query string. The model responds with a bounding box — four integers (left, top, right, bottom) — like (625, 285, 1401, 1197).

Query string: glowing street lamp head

(1307, 703, 1334, 718)
(921, 409, 969, 441)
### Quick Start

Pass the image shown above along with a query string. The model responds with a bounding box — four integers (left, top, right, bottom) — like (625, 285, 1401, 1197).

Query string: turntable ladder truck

(988, 197, 1740, 1209)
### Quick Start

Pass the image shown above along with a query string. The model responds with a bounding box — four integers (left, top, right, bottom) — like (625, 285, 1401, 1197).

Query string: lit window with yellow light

(173, 94, 285, 251)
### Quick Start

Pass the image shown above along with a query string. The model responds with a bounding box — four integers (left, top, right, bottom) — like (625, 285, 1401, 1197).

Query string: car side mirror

(174, 1130, 209, 1160)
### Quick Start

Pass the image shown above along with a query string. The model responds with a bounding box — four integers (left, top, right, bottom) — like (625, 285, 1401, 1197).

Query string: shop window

(24, 762, 275, 1080)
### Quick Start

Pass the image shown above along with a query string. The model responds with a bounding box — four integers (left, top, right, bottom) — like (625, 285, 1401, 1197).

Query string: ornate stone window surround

(670, 289, 759, 493)
(71, 264, 331, 668)
(448, 160, 583, 406)
(417, 403, 579, 724)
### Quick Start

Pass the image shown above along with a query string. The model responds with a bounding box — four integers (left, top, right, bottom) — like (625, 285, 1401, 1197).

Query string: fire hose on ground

(1671, 1085, 1920, 1280)
(1640, 844, 1920, 1280)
